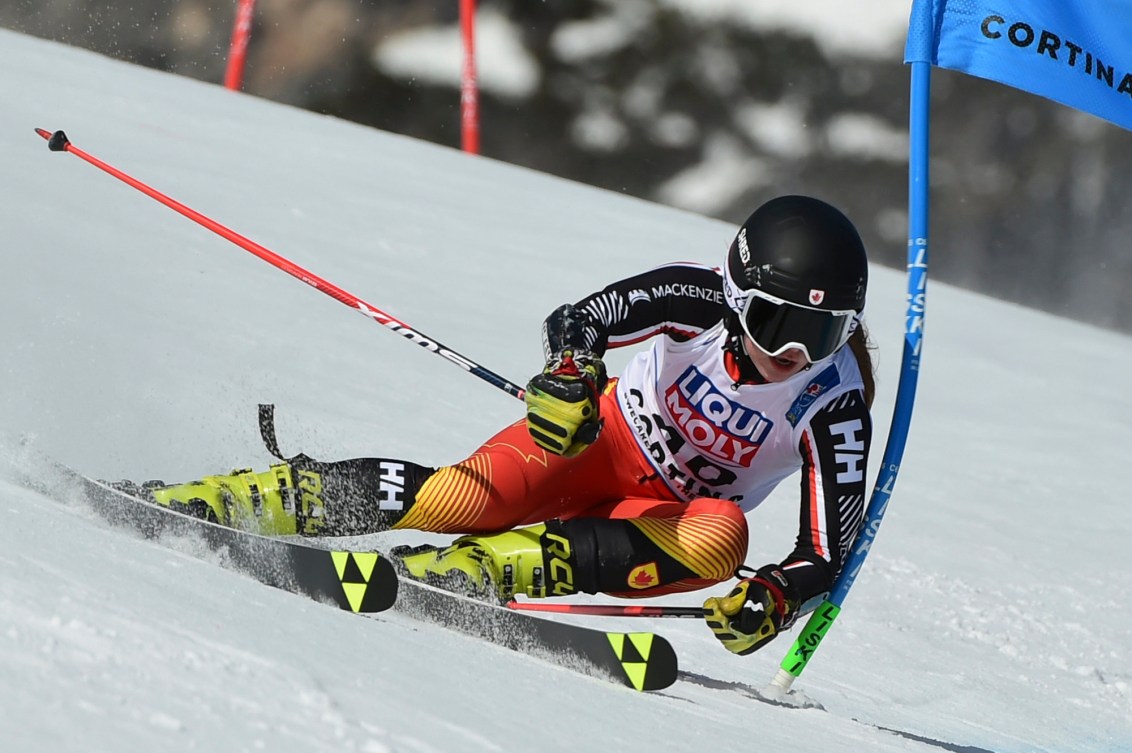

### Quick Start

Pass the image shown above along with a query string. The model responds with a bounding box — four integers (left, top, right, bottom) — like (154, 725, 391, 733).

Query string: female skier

(141, 194, 874, 656)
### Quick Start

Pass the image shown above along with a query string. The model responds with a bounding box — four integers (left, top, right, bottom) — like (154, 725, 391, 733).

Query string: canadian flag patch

(628, 562, 659, 589)
(809, 289, 826, 305)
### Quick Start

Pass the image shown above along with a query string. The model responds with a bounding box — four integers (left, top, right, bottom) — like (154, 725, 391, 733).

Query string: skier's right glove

(524, 349, 608, 457)
(703, 566, 798, 656)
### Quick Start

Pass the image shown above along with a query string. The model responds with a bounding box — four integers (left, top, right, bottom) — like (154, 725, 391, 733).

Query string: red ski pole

(506, 600, 706, 619)
(34, 128, 526, 400)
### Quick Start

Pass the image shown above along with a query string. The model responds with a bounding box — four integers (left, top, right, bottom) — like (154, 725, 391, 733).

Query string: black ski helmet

(723, 195, 868, 362)
(725, 195, 868, 312)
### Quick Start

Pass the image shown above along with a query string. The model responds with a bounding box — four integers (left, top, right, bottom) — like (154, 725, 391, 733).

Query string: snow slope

(2, 28, 1130, 753)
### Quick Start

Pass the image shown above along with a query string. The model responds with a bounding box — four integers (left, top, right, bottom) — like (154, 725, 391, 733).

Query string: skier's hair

(847, 322, 876, 409)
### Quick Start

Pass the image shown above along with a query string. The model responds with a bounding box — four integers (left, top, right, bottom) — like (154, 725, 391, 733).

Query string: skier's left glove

(524, 349, 608, 457)
(703, 566, 799, 655)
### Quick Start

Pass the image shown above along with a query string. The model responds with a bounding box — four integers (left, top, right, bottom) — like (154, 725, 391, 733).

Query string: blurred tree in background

(5, 0, 1129, 332)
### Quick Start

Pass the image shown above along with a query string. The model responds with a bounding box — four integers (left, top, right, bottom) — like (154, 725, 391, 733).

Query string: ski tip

(606, 631, 679, 691)
(330, 550, 399, 613)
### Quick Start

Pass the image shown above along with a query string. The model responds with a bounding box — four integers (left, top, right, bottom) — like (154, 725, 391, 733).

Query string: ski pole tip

(768, 667, 797, 693)
(34, 128, 70, 151)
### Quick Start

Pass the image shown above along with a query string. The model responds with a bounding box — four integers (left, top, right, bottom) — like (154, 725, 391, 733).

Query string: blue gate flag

(906, 0, 1132, 132)
(774, 0, 1132, 693)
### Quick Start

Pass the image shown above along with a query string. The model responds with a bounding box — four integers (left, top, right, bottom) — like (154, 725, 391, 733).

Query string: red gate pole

(224, 0, 257, 91)
(459, 0, 479, 154)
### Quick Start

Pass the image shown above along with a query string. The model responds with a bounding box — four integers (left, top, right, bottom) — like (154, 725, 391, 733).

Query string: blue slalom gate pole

(769, 59, 933, 693)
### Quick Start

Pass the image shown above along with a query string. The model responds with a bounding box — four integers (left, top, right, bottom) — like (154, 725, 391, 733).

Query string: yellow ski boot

(145, 464, 299, 536)
(394, 524, 578, 603)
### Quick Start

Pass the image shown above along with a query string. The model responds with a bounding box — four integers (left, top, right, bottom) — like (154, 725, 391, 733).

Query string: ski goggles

(738, 288, 856, 364)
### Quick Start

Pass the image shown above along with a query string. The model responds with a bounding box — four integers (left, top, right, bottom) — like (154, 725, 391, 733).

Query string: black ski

(393, 577, 679, 691)
(38, 464, 398, 614)
(31, 460, 678, 690)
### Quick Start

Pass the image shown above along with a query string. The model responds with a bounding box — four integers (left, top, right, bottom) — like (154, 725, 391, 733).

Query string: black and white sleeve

(779, 389, 872, 605)
(542, 262, 728, 359)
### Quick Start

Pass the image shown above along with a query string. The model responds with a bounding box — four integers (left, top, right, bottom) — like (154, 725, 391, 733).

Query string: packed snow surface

(2, 27, 1130, 753)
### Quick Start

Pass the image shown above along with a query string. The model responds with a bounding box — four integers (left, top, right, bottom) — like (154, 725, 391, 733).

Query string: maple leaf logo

(628, 562, 659, 589)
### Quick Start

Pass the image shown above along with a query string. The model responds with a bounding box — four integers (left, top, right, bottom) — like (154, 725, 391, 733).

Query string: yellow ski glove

(703, 567, 797, 656)
(524, 349, 608, 457)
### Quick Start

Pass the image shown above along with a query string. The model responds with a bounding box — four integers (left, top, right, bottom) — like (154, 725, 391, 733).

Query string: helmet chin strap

(723, 326, 770, 387)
